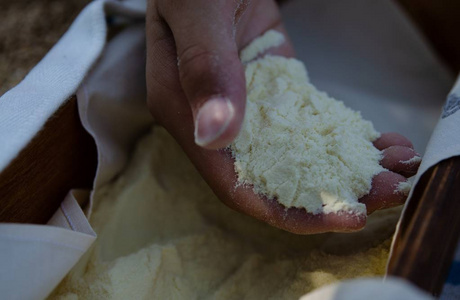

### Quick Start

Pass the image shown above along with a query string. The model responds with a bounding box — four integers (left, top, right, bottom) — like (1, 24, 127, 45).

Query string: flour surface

(232, 36, 384, 215)
(50, 127, 398, 300)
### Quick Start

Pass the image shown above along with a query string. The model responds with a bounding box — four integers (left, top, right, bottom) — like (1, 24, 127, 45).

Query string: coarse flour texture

(231, 34, 384, 215)
(50, 127, 400, 300)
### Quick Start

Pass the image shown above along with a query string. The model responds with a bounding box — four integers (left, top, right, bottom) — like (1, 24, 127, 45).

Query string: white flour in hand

(231, 31, 384, 215)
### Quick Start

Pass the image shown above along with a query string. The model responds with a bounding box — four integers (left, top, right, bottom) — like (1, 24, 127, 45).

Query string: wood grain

(388, 156, 460, 296)
(0, 96, 97, 224)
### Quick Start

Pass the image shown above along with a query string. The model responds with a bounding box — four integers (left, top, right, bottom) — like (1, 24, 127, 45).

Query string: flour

(239, 30, 286, 64)
(231, 31, 384, 215)
(396, 181, 412, 196)
(400, 155, 422, 165)
(50, 127, 399, 300)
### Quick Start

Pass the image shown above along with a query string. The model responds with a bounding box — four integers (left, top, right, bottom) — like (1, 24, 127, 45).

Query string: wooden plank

(0, 96, 97, 224)
(388, 156, 460, 296)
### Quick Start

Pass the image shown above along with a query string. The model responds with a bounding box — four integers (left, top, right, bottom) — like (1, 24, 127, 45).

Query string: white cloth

(0, 1, 147, 299)
(77, 24, 152, 192)
(0, 0, 144, 174)
(0, 191, 96, 300)
(0, 0, 458, 299)
(300, 277, 432, 300)
(415, 77, 460, 176)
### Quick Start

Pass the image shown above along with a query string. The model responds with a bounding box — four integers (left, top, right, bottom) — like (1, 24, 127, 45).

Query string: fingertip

(178, 50, 246, 149)
(193, 96, 245, 149)
(194, 97, 234, 148)
(381, 145, 421, 177)
(360, 171, 408, 214)
(373, 132, 414, 150)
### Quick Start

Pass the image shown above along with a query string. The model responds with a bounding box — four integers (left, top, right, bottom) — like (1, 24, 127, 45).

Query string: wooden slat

(0, 96, 97, 224)
(388, 156, 460, 296)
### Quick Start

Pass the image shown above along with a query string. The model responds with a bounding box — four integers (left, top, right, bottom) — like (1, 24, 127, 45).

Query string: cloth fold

(0, 0, 145, 174)
(0, 1, 147, 299)
(0, 191, 96, 300)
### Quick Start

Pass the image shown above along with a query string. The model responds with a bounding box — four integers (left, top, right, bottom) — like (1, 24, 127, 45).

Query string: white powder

(239, 30, 286, 64)
(400, 155, 422, 165)
(395, 181, 412, 196)
(50, 127, 398, 300)
(231, 33, 384, 215)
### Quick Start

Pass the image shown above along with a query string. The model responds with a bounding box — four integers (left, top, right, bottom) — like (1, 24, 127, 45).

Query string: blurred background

(1, 0, 459, 97)
(0, 0, 90, 96)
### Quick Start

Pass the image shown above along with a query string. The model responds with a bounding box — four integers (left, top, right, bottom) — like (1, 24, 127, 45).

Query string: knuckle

(178, 44, 219, 81)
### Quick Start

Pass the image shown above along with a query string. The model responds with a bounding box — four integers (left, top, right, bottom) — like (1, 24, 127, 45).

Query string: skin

(145, 0, 421, 234)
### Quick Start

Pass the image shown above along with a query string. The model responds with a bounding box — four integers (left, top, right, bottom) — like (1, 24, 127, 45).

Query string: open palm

(146, 0, 420, 234)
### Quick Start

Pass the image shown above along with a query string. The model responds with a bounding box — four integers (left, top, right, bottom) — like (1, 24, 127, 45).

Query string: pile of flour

(50, 127, 399, 300)
(231, 31, 384, 215)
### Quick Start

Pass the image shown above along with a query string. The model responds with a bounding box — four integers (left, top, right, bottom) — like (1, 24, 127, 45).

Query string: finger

(381, 145, 421, 177)
(145, 1, 185, 126)
(158, 0, 247, 150)
(373, 132, 414, 150)
(359, 171, 408, 214)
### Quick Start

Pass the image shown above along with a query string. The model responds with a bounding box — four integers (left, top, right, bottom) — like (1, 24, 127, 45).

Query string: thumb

(159, 0, 247, 149)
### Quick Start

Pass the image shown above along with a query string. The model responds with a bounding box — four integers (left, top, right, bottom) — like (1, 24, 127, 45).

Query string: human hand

(145, 0, 420, 234)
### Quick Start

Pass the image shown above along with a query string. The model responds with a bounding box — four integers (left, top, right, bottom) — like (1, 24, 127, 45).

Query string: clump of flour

(400, 155, 422, 165)
(231, 30, 384, 215)
(395, 181, 412, 196)
(240, 29, 285, 64)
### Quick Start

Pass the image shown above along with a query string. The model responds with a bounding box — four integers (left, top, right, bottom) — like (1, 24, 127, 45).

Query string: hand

(145, 0, 420, 234)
